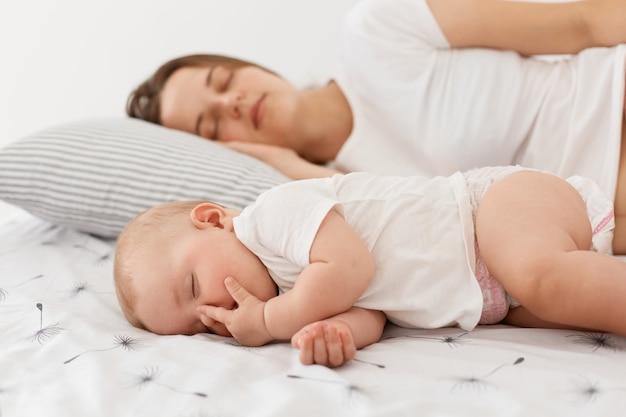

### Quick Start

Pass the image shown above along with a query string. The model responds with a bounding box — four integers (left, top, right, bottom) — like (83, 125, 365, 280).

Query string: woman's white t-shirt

(233, 172, 483, 331)
(333, 0, 626, 201)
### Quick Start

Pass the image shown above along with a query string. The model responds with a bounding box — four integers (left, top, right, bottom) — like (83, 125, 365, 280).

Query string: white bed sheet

(2, 210, 626, 417)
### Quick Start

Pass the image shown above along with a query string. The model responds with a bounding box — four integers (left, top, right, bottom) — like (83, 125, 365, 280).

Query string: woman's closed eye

(220, 70, 233, 92)
(210, 68, 234, 140)
(206, 66, 233, 92)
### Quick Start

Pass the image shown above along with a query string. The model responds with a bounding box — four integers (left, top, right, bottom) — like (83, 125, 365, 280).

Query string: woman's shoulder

(344, 0, 448, 49)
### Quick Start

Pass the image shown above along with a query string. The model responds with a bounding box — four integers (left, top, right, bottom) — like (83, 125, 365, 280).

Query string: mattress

(2, 210, 626, 416)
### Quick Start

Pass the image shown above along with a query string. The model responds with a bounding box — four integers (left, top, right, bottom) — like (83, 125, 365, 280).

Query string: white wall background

(0, 0, 360, 218)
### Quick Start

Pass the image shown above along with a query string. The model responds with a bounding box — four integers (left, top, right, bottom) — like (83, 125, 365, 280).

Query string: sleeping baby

(113, 166, 622, 367)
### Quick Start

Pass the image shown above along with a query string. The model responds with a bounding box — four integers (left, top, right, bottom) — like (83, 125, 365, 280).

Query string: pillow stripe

(19, 131, 281, 177)
(5, 125, 282, 182)
(0, 172, 271, 211)
(0, 118, 289, 237)
(0, 152, 285, 198)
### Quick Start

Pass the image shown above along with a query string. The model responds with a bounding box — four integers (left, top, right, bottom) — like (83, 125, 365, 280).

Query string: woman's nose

(210, 92, 242, 118)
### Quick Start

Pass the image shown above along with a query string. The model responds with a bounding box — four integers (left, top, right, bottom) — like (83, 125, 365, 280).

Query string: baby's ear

(190, 203, 229, 229)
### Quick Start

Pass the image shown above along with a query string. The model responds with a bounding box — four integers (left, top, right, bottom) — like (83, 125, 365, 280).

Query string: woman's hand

(224, 141, 341, 180)
(198, 277, 273, 347)
(291, 320, 357, 368)
(224, 141, 298, 167)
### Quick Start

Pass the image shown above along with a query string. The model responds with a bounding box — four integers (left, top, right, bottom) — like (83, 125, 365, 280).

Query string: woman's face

(160, 65, 299, 147)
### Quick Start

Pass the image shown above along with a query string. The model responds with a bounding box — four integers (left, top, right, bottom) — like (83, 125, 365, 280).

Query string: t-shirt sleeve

(234, 180, 339, 268)
(344, 0, 450, 53)
(339, 0, 454, 110)
(335, 0, 538, 177)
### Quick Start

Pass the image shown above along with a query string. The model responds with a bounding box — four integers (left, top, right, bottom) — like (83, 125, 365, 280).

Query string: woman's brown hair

(126, 54, 272, 124)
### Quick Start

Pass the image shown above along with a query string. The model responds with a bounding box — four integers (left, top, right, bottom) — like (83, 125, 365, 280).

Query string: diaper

(463, 166, 615, 324)
(566, 175, 615, 255)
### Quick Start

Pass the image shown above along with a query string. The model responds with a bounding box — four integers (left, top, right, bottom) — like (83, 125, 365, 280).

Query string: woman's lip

(251, 94, 266, 130)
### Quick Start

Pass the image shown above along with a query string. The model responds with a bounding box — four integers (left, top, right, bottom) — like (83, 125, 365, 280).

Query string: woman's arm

(291, 307, 387, 367)
(428, 0, 626, 55)
(224, 142, 341, 180)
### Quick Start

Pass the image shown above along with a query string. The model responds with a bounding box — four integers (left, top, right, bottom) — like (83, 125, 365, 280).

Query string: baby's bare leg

(503, 305, 591, 331)
(476, 171, 626, 336)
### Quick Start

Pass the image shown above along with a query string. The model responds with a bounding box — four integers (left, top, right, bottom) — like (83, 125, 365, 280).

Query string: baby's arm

(292, 307, 387, 367)
(199, 208, 375, 346)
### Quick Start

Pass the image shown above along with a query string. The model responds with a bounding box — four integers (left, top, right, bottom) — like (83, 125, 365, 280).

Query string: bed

(1, 119, 626, 417)
(3, 210, 626, 416)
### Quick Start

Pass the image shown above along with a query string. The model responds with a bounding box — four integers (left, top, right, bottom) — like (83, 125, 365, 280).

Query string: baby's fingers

(293, 323, 348, 368)
(295, 332, 312, 365)
(311, 323, 329, 365)
(198, 305, 231, 325)
(223, 277, 255, 305)
(325, 326, 346, 367)
(339, 329, 357, 362)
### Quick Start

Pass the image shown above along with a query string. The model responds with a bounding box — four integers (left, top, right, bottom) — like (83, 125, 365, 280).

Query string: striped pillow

(0, 118, 289, 238)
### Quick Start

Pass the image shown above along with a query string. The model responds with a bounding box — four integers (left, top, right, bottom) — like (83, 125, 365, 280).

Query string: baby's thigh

(474, 171, 592, 301)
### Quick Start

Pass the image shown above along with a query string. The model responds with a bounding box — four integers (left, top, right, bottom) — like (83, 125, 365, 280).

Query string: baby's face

(131, 220, 275, 336)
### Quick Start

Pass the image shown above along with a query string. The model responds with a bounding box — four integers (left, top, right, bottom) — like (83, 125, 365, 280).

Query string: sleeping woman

(126, 0, 626, 253)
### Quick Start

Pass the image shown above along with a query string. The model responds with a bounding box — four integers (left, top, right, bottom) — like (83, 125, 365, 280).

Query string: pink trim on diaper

(593, 209, 614, 235)
(474, 241, 509, 325)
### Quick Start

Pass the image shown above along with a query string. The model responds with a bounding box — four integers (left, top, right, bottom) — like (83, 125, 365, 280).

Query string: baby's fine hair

(113, 200, 209, 328)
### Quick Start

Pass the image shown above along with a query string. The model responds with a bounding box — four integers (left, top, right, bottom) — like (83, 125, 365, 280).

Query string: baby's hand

(291, 320, 356, 368)
(198, 277, 272, 347)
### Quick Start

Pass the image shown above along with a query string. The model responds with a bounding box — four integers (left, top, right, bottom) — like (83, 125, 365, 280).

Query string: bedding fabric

(0, 118, 289, 238)
(2, 211, 626, 417)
